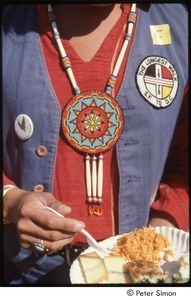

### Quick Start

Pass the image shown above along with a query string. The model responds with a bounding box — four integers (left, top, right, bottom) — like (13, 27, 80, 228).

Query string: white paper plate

(70, 226, 189, 284)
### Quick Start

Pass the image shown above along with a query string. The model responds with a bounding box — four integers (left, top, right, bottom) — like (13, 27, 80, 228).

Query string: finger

(17, 212, 85, 242)
(41, 194, 72, 216)
(19, 218, 77, 242)
(44, 215, 85, 233)
(36, 206, 85, 232)
(21, 235, 74, 254)
(20, 194, 85, 232)
(47, 203, 72, 217)
(31, 192, 72, 217)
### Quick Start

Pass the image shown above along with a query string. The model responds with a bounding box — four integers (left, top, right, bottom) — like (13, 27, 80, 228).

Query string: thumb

(57, 203, 72, 216)
(45, 195, 72, 217)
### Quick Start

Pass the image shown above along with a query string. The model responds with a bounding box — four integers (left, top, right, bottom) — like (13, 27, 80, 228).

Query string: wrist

(3, 185, 18, 224)
(3, 186, 28, 225)
(3, 185, 17, 197)
(148, 211, 177, 228)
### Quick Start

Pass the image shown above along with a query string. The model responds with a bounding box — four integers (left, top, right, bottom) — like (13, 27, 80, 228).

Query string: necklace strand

(47, 4, 136, 96)
(47, 4, 137, 216)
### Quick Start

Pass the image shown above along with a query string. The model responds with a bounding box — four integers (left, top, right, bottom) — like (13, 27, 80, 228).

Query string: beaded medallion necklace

(47, 4, 137, 216)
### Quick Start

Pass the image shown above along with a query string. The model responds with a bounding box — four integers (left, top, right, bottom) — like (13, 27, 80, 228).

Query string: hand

(149, 217, 176, 228)
(3, 188, 85, 254)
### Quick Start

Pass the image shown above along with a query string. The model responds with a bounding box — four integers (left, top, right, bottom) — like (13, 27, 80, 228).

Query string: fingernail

(74, 222, 85, 231)
(59, 205, 71, 212)
(59, 204, 67, 211)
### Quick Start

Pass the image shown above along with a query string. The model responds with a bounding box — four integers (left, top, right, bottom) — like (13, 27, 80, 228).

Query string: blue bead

(125, 34, 131, 41)
(54, 33, 60, 40)
(64, 64, 71, 69)
(111, 75, 117, 80)
(105, 89, 111, 95)
(74, 87, 81, 94)
(62, 56, 68, 62)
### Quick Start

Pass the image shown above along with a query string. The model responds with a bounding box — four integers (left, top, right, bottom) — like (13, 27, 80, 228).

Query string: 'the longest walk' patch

(136, 56, 178, 108)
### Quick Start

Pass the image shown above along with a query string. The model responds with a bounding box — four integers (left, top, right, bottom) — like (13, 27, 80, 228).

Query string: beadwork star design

(71, 99, 115, 146)
(62, 91, 124, 154)
(83, 112, 103, 133)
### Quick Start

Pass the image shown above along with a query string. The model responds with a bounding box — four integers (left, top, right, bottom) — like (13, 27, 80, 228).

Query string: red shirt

(3, 4, 189, 237)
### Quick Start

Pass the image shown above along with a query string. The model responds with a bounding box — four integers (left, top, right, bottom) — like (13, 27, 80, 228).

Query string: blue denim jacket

(2, 4, 188, 284)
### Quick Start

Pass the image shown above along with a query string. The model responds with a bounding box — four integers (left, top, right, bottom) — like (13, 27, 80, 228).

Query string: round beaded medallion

(62, 90, 124, 154)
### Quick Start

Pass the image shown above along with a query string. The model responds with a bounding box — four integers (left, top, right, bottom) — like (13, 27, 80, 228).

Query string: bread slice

(127, 260, 166, 283)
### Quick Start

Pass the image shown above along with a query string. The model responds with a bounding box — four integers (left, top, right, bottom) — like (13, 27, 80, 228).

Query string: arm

(3, 186, 85, 254)
(149, 84, 189, 231)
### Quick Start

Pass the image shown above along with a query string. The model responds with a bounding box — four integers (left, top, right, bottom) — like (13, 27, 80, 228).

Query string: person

(2, 3, 188, 286)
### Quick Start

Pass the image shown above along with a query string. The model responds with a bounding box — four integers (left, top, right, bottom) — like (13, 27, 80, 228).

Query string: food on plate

(126, 260, 166, 283)
(112, 227, 174, 263)
(71, 227, 189, 284)
(177, 252, 190, 282)
(78, 227, 174, 284)
(79, 252, 167, 284)
(79, 252, 107, 283)
(163, 251, 190, 283)
(79, 252, 131, 284)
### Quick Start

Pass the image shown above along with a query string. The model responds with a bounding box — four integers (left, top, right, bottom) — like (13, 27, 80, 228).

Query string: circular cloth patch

(62, 90, 124, 154)
(136, 56, 178, 108)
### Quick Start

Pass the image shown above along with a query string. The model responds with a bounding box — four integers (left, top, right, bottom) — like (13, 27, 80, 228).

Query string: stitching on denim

(116, 7, 140, 101)
(37, 34, 61, 192)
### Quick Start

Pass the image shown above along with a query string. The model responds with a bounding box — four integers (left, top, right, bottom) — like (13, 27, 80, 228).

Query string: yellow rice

(112, 227, 173, 263)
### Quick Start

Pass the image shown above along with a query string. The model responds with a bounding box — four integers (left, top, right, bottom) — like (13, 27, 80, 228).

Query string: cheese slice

(79, 252, 108, 283)
(103, 256, 132, 283)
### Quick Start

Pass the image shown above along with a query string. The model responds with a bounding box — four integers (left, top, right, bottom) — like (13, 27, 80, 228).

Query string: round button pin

(14, 114, 34, 140)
